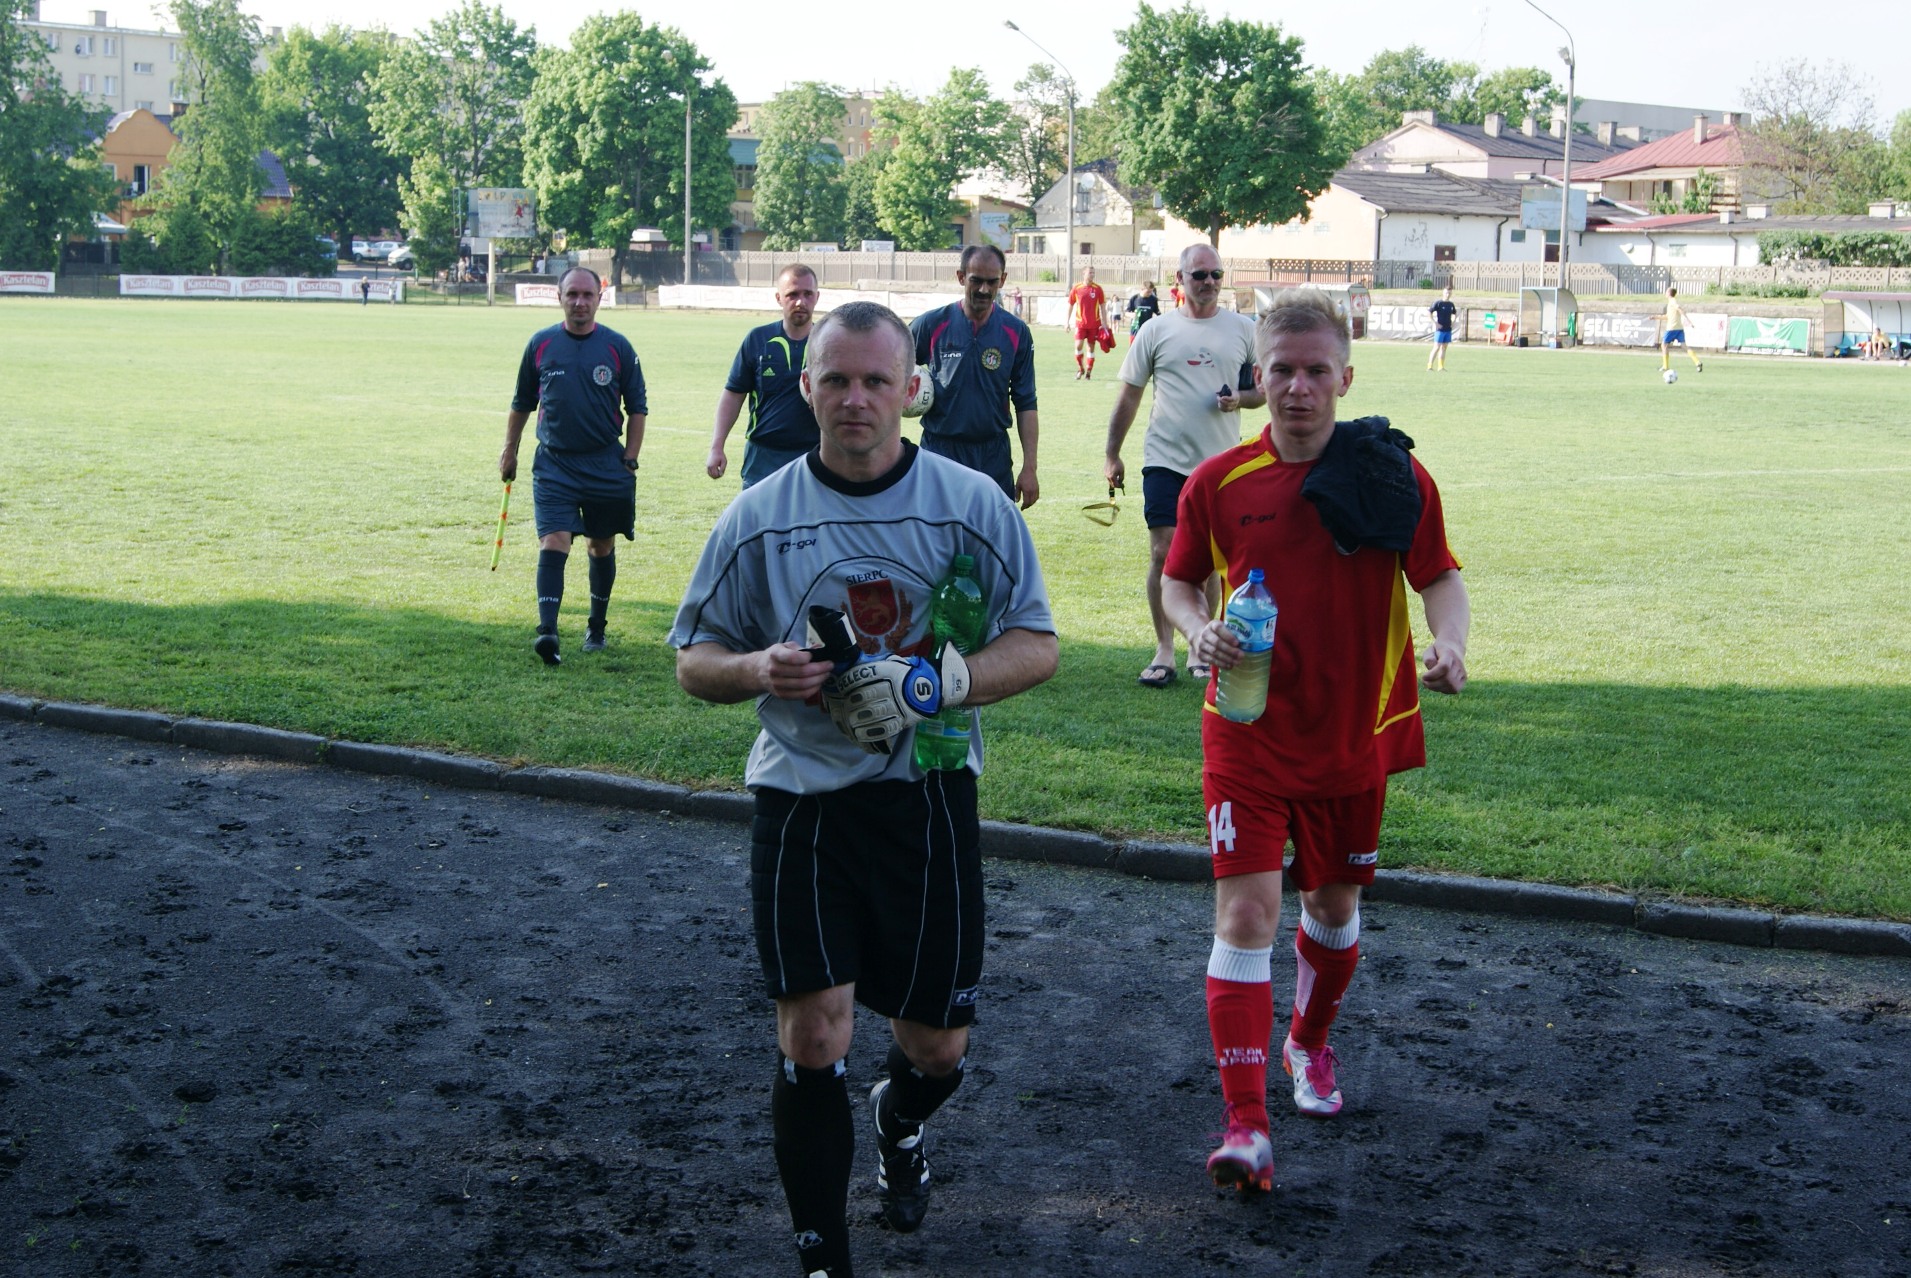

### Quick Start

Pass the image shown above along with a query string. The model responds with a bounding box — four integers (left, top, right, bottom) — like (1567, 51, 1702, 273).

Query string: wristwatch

(622, 456, 639, 472)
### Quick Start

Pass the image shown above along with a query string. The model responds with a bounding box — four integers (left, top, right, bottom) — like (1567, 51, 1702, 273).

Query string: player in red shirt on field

(1161, 288, 1471, 1193)
(1068, 264, 1108, 379)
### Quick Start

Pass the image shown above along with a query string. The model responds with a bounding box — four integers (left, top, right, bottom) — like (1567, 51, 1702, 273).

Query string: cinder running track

(2, 720, 1907, 1277)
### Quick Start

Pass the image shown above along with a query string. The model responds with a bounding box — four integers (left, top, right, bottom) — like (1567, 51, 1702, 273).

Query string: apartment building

(21, 3, 275, 113)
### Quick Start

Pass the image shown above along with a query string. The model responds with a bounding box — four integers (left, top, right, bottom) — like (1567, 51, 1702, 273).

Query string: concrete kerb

(10, 698, 1910, 959)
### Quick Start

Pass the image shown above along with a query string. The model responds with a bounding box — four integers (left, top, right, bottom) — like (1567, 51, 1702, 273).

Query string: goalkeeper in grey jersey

(671, 301, 1056, 1278)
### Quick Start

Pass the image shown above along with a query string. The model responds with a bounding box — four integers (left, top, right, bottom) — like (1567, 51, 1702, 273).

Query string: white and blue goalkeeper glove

(824, 645, 972, 755)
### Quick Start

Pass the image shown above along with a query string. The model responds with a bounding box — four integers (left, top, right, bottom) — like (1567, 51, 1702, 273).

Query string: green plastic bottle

(914, 554, 987, 770)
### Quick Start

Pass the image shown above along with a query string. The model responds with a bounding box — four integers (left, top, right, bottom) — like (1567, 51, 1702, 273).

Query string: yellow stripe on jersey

(1373, 557, 1421, 735)
(1209, 450, 1278, 584)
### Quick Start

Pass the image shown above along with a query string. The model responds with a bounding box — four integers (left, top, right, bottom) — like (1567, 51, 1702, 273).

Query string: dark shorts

(1141, 465, 1190, 529)
(1664, 329, 1687, 345)
(531, 446, 635, 540)
(751, 772, 984, 1028)
(1435, 329, 1453, 344)
(741, 441, 810, 488)
(1200, 779, 1387, 891)
(920, 432, 1014, 502)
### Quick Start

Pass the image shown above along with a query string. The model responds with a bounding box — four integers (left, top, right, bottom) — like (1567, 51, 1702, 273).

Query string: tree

(1002, 62, 1071, 203)
(260, 25, 402, 254)
(1110, 3, 1341, 245)
(874, 69, 1012, 251)
(520, 13, 736, 286)
(1741, 59, 1884, 213)
(0, 0, 119, 268)
(752, 81, 846, 250)
(139, 0, 265, 270)
(1466, 66, 1563, 123)
(368, 0, 536, 268)
(842, 147, 892, 247)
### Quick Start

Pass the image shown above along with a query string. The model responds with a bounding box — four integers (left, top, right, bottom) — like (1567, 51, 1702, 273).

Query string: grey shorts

(531, 446, 634, 540)
(919, 433, 1014, 502)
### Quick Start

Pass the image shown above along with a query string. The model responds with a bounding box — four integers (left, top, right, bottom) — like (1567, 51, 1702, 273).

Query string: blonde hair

(1256, 289, 1350, 363)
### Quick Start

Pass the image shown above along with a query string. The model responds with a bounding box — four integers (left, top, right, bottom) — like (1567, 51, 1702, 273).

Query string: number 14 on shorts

(1207, 802, 1237, 855)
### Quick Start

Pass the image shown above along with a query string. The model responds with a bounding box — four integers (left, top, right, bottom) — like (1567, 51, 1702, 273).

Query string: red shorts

(1074, 322, 1100, 342)
(1200, 779, 1385, 890)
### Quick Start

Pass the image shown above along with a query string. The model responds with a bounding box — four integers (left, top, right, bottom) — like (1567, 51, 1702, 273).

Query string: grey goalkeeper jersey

(669, 441, 1055, 794)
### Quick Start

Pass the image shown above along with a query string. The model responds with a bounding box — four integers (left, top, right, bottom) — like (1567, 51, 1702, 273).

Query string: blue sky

(66, 1, 1911, 126)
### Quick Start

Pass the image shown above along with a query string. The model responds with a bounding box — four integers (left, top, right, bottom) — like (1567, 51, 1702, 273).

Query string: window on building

(1509, 228, 1527, 243)
(1433, 245, 1456, 262)
(104, 75, 117, 94)
(75, 35, 93, 55)
(44, 31, 58, 49)
(79, 73, 95, 92)
(134, 61, 153, 75)
(734, 164, 755, 193)
(1665, 243, 1687, 259)
(169, 43, 181, 61)
(720, 227, 739, 251)
(135, 99, 153, 110)
(104, 37, 117, 55)
(133, 163, 151, 194)
(1313, 220, 1332, 234)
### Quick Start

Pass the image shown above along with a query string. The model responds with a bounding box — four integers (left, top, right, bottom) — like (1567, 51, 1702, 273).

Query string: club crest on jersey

(981, 347, 1002, 371)
(846, 578, 900, 639)
(592, 364, 613, 386)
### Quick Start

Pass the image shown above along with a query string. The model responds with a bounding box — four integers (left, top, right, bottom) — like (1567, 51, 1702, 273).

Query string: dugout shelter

(1518, 286, 1578, 348)
(1821, 291, 1911, 359)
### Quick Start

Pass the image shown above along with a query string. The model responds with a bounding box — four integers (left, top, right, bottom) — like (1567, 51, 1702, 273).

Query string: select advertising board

(469, 188, 537, 240)
(1, 271, 56, 294)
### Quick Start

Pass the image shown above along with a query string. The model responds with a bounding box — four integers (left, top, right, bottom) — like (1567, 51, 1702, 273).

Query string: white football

(903, 364, 934, 418)
(1662, 369, 1678, 384)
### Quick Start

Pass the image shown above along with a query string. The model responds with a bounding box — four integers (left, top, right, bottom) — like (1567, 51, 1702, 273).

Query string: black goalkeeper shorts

(750, 771, 983, 1028)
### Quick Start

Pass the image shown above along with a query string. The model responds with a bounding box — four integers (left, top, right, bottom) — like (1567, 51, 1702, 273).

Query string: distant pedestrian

(1126, 280, 1163, 345)
(359, 279, 370, 306)
(498, 267, 646, 664)
(1068, 264, 1108, 379)
(1427, 285, 1456, 371)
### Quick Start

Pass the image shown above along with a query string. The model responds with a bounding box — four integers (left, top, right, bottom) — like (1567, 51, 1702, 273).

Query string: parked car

(371, 240, 401, 259)
(386, 244, 414, 269)
(315, 236, 337, 261)
(351, 239, 375, 259)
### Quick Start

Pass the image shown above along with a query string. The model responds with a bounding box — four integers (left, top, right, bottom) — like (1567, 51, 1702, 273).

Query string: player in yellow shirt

(1660, 286, 1703, 373)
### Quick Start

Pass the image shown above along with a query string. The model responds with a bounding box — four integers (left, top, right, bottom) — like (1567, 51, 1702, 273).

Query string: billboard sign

(1520, 185, 1587, 233)
(469, 188, 537, 239)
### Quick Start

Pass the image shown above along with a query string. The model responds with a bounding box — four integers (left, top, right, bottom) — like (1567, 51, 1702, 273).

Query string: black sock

(772, 1055, 854, 1277)
(880, 1042, 965, 1132)
(535, 549, 567, 634)
(586, 551, 615, 631)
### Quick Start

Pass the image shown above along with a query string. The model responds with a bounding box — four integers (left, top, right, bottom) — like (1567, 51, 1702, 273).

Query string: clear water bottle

(1214, 568, 1277, 724)
(914, 554, 988, 770)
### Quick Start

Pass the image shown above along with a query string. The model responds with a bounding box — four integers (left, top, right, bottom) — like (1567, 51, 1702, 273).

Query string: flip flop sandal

(1137, 664, 1176, 688)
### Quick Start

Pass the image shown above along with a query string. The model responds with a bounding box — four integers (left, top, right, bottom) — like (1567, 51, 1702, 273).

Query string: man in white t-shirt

(1104, 243, 1264, 688)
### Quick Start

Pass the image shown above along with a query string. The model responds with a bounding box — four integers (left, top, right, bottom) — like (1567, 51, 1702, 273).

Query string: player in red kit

(1161, 288, 1471, 1193)
(1068, 264, 1108, 380)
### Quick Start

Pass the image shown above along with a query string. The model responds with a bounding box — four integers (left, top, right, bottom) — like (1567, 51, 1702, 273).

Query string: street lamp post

(1524, 0, 1576, 291)
(684, 84, 694, 287)
(1004, 20, 1076, 295)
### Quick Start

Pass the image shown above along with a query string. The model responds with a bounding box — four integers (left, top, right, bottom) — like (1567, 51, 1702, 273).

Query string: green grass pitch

(2, 297, 1907, 918)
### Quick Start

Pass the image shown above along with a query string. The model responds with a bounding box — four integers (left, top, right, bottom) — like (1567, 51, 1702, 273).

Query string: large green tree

(1003, 62, 1071, 204)
(874, 69, 1011, 251)
(1467, 66, 1564, 123)
(842, 147, 892, 247)
(752, 81, 846, 250)
(368, 0, 536, 273)
(1741, 59, 1886, 213)
(0, 0, 118, 268)
(1110, 3, 1340, 245)
(520, 13, 736, 285)
(136, 0, 265, 271)
(260, 25, 402, 254)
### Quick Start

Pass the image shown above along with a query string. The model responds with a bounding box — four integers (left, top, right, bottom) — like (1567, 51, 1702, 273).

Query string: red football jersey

(1069, 283, 1106, 328)
(1164, 424, 1462, 798)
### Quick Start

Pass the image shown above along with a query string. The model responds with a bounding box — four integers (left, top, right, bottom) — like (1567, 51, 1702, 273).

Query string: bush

(1712, 281, 1815, 299)
(228, 206, 334, 277)
(1757, 230, 1911, 268)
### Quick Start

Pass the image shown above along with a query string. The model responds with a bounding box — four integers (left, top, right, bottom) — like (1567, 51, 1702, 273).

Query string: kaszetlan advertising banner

(118, 275, 403, 301)
(0, 271, 56, 294)
(515, 283, 616, 307)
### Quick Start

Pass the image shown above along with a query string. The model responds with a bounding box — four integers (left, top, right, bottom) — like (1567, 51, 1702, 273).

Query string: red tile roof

(1574, 123, 1746, 179)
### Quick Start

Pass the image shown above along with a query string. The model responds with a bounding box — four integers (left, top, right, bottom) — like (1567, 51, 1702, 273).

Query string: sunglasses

(1082, 482, 1125, 526)
(1187, 270, 1225, 282)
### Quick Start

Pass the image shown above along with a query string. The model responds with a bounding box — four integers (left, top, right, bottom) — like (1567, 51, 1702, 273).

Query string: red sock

(1290, 926, 1359, 1050)
(1086, 357, 1095, 373)
(1206, 975, 1272, 1132)
(1075, 352, 1084, 370)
